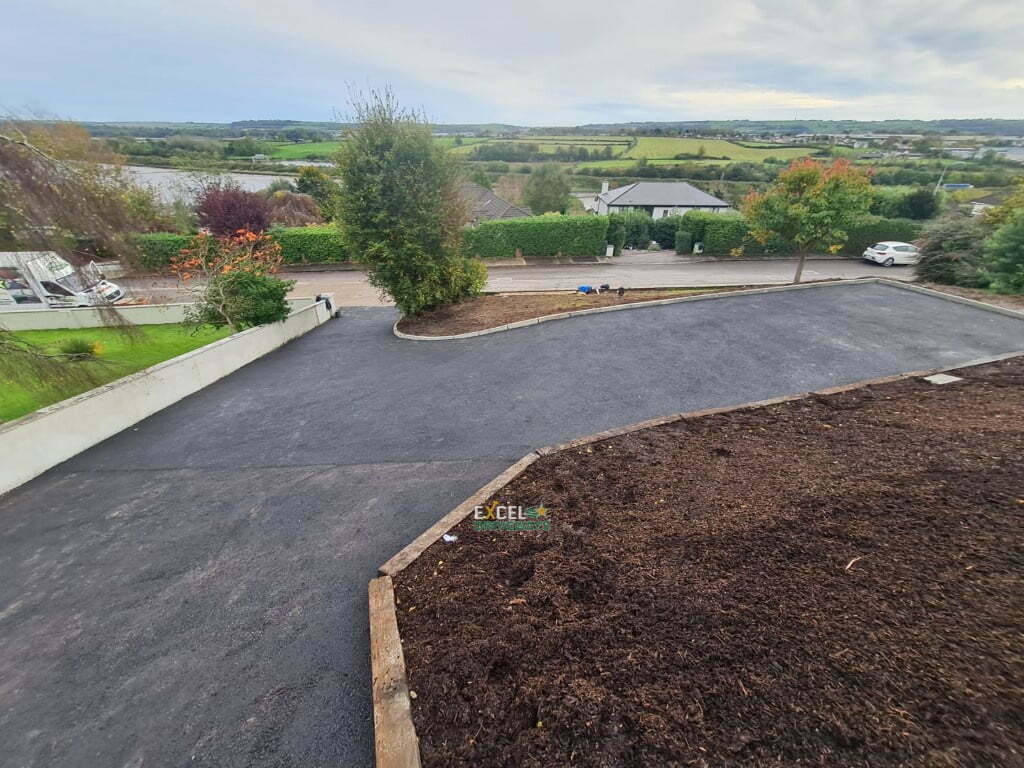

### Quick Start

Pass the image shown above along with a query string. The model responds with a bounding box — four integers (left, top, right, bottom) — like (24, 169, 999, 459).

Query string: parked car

(862, 241, 920, 267)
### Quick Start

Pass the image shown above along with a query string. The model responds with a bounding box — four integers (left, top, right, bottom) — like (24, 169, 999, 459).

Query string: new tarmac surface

(2, 282, 1023, 767)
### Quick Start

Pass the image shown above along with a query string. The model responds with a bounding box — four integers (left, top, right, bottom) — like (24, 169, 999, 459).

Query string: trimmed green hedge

(271, 225, 350, 264)
(463, 215, 609, 259)
(842, 216, 923, 254)
(135, 233, 191, 269)
(679, 210, 922, 257)
(135, 226, 353, 269)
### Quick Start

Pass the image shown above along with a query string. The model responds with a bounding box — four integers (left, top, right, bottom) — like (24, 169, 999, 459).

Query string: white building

(595, 181, 732, 218)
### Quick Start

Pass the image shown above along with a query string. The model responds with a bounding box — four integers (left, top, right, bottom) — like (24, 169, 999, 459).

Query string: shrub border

(369, 341, 1024, 768)
(392, 278, 1024, 341)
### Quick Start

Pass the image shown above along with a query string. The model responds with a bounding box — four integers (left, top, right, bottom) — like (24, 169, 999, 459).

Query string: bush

(172, 231, 295, 330)
(675, 229, 692, 255)
(871, 187, 939, 220)
(135, 232, 191, 269)
(271, 225, 350, 264)
(336, 90, 482, 315)
(915, 215, 989, 287)
(984, 210, 1024, 293)
(58, 337, 99, 358)
(609, 211, 650, 249)
(195, 180, 271, 235)
(650, 215, 685, 248)
(463, 215, 609, 260)
(523, 164, 571, 214)
(267, 191, 322, 227)
(295, 166, 340, 219)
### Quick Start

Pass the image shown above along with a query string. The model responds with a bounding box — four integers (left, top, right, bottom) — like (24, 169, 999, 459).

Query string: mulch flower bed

(395, 287, 751, 336)
(394, 357, 1024, 767)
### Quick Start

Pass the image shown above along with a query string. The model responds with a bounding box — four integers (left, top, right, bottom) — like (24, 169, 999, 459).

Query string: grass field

(268, 141, 342, 159)
(1, 324, 232, 422)
(623, 136, 815, 163)
(450, 136, 632, 158)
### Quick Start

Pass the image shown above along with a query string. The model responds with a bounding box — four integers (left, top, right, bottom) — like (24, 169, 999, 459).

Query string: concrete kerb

(392, 279, 872, 341)
(368, 347, 1024, 767)
(393, 279, 1024, 341)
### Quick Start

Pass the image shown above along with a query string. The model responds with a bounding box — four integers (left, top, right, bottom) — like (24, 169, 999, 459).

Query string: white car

(862, 241, 920, 267)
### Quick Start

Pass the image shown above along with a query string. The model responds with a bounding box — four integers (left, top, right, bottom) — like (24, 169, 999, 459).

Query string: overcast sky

(4, 0, 1022, 125)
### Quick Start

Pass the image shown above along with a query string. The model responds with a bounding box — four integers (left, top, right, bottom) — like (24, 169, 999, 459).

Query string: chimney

(600, 181, 610, 195)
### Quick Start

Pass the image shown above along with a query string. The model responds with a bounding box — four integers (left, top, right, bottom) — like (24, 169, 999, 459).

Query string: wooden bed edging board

(368, 575, 421, 768)
(378, 452, 540, 576)
(369, 349, 1024, 767)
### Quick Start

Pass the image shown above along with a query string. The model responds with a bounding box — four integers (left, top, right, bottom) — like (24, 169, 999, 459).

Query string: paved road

(2, 283, 1022, 768)
(120, 257, 908, 306)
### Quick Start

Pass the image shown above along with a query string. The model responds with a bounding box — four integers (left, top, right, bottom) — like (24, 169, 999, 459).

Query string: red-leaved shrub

(195, 180, 271, 235)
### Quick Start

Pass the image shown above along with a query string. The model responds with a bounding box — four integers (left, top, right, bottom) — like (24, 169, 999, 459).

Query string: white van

(0, 252, 126, 309)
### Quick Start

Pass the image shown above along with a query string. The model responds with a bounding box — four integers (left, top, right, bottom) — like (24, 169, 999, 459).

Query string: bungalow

(460, 182, 532, 225)
(595, 181, 732, 218)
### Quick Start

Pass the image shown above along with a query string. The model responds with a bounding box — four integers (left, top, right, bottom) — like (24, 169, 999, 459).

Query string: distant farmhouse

(594, 181, 732, 218)
(460, 182, 531, 225)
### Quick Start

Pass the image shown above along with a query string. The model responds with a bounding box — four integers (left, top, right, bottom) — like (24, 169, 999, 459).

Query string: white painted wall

(0, 299, 334, 496)
(0, 297, 316, 331)
(652, 205, 734, 218)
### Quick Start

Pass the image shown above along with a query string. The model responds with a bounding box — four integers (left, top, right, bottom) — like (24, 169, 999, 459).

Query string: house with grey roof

(594, 181, 732, 218)
(460, 182, 532, 225)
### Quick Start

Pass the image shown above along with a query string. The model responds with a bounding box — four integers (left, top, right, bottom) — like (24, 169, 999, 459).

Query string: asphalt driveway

(2, 282, 1022, 767)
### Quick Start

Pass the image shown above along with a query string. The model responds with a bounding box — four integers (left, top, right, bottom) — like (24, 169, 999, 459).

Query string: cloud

(2, 0, 1023, 122)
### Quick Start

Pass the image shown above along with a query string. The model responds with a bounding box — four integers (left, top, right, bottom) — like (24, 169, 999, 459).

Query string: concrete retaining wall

(0, 297, 317, 331)
(0, 299, 334, 496)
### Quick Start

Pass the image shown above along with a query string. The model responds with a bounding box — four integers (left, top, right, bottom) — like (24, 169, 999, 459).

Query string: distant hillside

(75, 117, 1024, 139)
(573, 119, 1024, 136)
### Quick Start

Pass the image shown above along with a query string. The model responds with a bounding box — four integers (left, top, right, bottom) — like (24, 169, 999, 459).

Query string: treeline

(84, 121, 337, 141)
(580, 159, 1018, 189)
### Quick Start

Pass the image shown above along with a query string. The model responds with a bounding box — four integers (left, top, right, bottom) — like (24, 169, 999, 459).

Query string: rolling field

(268, 141, 342, 159)
(623, 136, 815, 162)
(264, 134, 818, 168)
(449, 135, 631, 157)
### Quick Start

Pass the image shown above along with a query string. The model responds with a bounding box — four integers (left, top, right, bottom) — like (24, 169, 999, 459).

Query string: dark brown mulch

(920, 283, 1024, 312)
(394, 357, 1024, 767)
(396, 287, 752, 336)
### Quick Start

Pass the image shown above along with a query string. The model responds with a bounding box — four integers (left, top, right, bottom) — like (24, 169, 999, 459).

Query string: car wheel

(883, 257, 894, 267)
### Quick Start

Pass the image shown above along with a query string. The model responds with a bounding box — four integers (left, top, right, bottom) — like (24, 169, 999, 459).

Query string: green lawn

(1, 324, 232, 423)
(268, 141, 343, 159)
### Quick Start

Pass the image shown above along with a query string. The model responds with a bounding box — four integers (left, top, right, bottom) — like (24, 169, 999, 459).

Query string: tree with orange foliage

(742, 158, 873, 283)
(171, 230, 294, 331)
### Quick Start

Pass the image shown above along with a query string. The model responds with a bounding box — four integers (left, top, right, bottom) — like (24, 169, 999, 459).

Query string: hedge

(680, 211, 922, 257)
(271, 225, 350, 264)
(842, 216, 923, 254)
(463, 215, 609, 259)
(608, 212, 650, 249)
(135, 232, 191, 269)
(135, 226, 353, 269)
